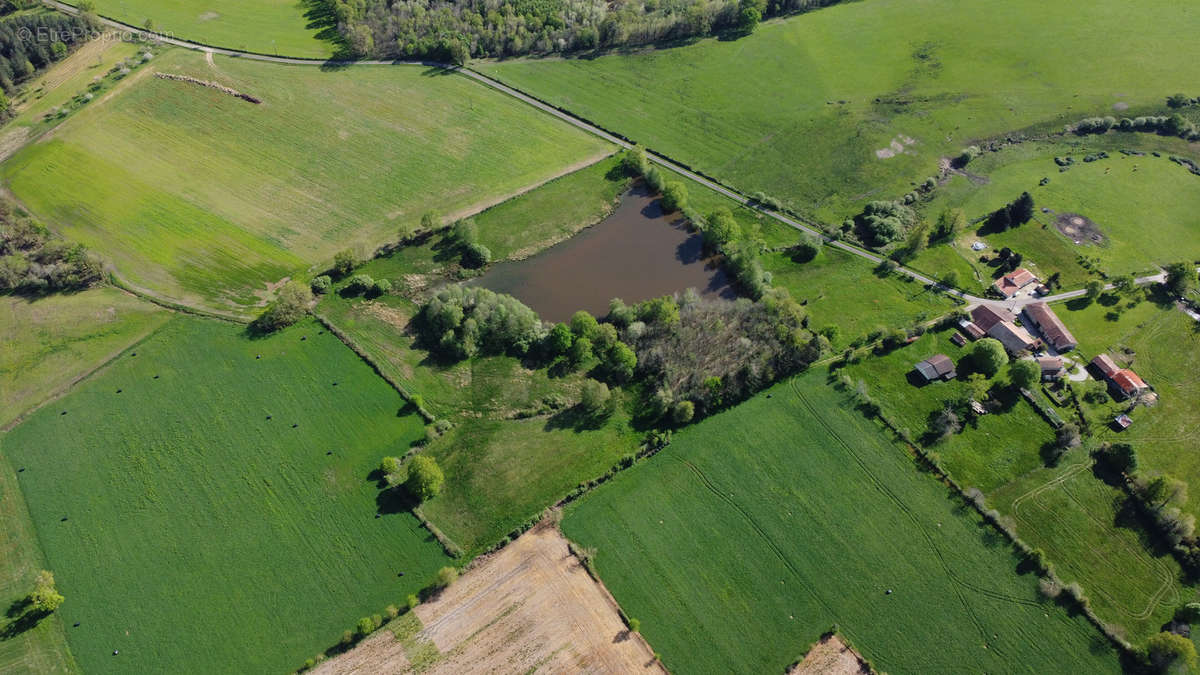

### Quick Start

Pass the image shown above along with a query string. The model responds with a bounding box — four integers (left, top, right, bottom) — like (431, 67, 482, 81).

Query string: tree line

(328, 0, 842, 63)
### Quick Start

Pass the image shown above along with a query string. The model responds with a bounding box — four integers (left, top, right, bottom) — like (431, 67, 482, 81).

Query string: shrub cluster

(0, 201, 102, 294)
(450, 219, 492, 269)
(252, 281, 314, 333)
(626, 288, 825, 418)
(416, 285, 544, 359)
(1076, 113, 1200, 141)
(853, 200, 916, 246)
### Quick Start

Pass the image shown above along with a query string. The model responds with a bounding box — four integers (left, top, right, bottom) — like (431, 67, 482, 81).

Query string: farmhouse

(1091, 354, 1150, 399)
(993, 268, 1038, 299)
(958, 319, 986, 340)
(1091, 354, 1120, 379)
(968, 305, 1038, 354)
(970, 305, 1015, 332)
(1036, 356, 1066, 380)
(1023, 302, 1078, 352)
(914, 354, 957, 382)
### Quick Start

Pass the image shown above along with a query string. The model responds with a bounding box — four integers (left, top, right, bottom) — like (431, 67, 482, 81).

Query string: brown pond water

(473, 185, 735, 323)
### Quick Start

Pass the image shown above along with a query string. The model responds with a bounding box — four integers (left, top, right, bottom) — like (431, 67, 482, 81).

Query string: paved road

(38, 0, 1182, 311)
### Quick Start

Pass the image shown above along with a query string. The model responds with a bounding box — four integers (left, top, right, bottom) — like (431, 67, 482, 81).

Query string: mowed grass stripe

(1, 317, 450, 673)
(563, 370, 1120, 673)
(2, 49, 613, 312)
(87, 0, 333, 58)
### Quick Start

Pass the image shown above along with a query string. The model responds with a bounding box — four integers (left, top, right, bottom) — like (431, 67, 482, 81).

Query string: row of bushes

(1074, 114, 1199, 141)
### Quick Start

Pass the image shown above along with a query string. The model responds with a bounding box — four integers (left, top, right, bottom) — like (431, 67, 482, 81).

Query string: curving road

(39, 0, 1178, 310)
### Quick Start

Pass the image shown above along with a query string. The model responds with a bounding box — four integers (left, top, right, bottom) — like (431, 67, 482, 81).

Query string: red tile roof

(1024, 302, 1078, 351)
(1111, 369, 1148, 396)
(993, 268, 1038, 298)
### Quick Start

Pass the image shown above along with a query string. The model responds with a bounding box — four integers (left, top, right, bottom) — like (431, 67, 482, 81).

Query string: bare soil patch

(316, 523, 663, 674)
(789, 635, 871, 675)
(1055, 212, 1106, 246)
(312, 631, 411, 675)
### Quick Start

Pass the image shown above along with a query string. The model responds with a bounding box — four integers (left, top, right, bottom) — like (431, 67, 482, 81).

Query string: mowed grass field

(1, 49, 612, 313)
(0, 317, 451, 673)
(1058, 299, 1200, 521)
(763, 247, 957, 348)
(0, 455, 76, 674)
(479, 0, 1200, 220)
(563, 370, 1120, 673)
(912, 146, 1200, 290)
(1, 289, 169, 428)
(85, 0, 333, 58)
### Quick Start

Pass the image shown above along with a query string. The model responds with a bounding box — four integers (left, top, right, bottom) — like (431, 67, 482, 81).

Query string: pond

(472, 185, 735, 323)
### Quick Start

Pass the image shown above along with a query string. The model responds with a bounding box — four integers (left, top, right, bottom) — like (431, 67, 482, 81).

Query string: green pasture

(1058, 301, 1200, 521)
(0, 317, 450, 673)
(1, 49, 612, 313)
(840, 329, 1055, 492)
(317, 267, 641, 557)
(913, 147, 1200, 291)
(989, 457, 1190, 644)
(85, 0, 334, 58)
(0, 455, 76, 674)
(1, 289, 169, 428)
(763, 247, 956, 348)
(479, 0, 1200, 221)
(563, 370, 1120, 673)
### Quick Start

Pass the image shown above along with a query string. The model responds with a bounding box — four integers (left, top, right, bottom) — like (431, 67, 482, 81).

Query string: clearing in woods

(561, 369, 1121, 673)
(313, 523, 661, 674)
(0, 48, 612, 314)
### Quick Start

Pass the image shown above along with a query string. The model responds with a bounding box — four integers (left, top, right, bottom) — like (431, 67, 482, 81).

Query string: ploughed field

(562, 370, 1121, 674)
(0, 317, 452, 673)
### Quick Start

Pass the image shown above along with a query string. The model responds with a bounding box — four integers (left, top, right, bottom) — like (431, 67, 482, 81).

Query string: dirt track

(315, 523, 663, 674)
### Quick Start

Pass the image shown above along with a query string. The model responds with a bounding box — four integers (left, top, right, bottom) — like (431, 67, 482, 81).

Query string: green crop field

(1, 289, 169, 428)
(479, 0, 1200, 221)
(562, 370, 1120, 673)
(989, 457, 1189, 643)
(86, 0, 334, 58)
(0, 455, 76, 674)
(1, 49, 612, 313)
(764, 247, 957, 348)
(912, 144, 1200, 291)
(0, 317, 451, 673)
